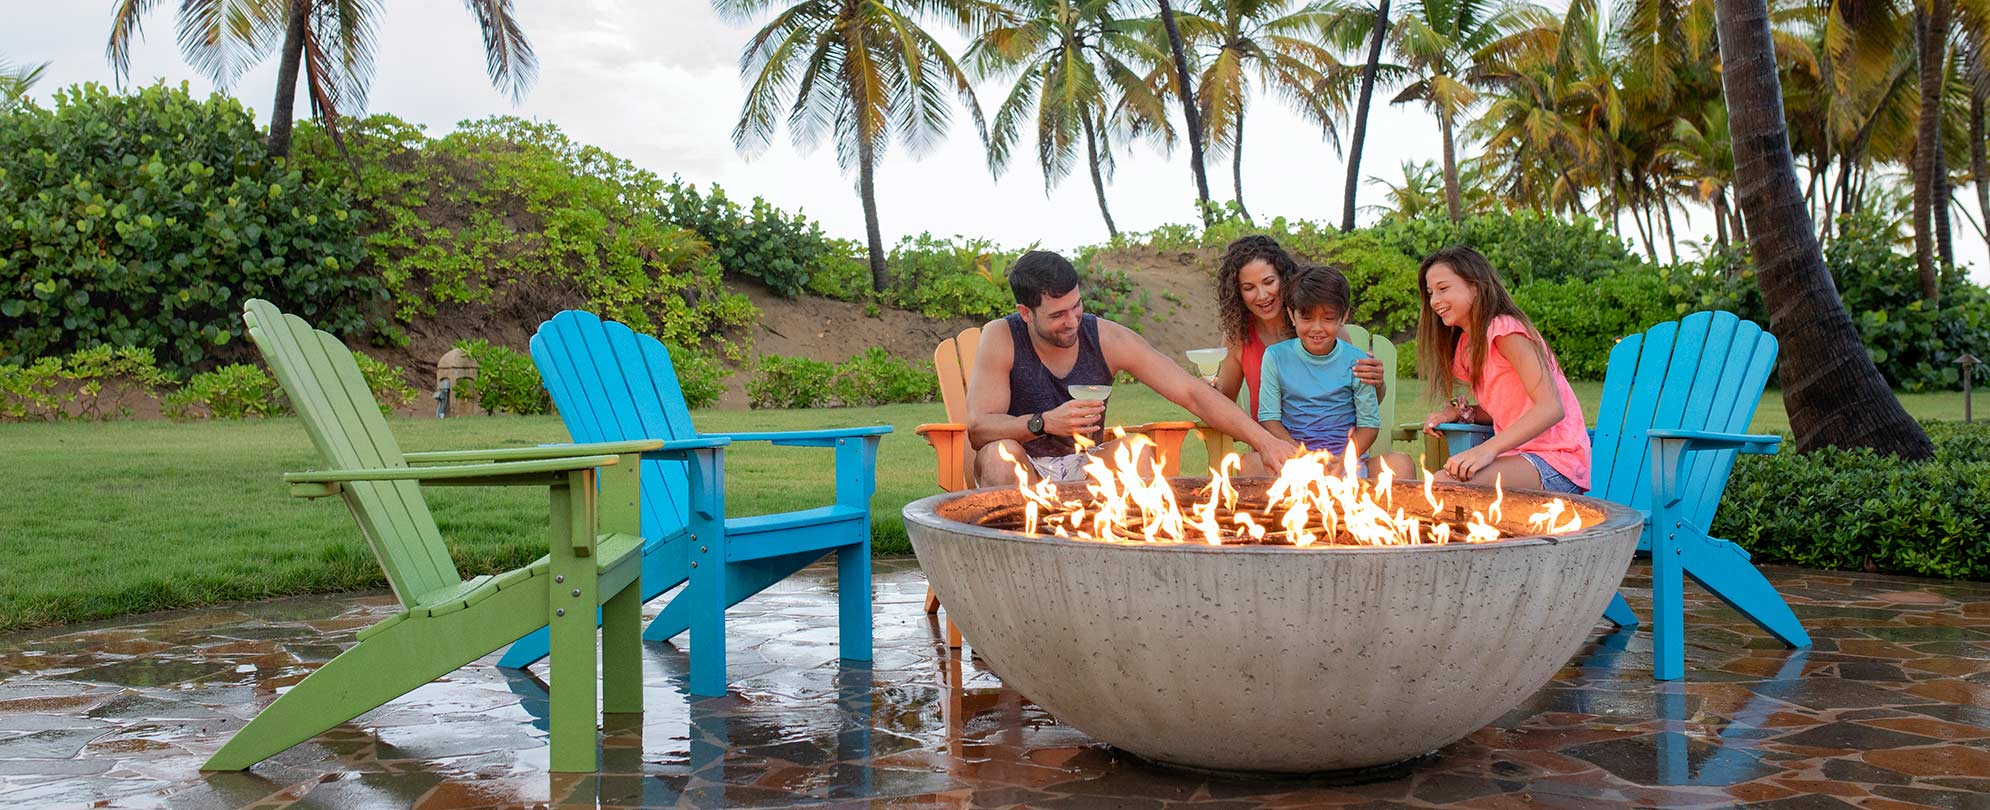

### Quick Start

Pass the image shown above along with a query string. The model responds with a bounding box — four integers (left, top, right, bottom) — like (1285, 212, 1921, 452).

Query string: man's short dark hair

(1284, 263, 1352, 316)
(1009, 250, 1079, 308)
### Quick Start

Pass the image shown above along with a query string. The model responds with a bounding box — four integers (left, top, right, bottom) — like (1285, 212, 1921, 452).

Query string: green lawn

(0, 385, 1972, 633)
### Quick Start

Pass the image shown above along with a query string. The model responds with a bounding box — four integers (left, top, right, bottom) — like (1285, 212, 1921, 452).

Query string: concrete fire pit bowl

(904, 478, 1643, 774)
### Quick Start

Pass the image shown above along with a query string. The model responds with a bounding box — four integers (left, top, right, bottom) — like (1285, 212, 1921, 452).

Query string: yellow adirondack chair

(913, 326, 1193, 646)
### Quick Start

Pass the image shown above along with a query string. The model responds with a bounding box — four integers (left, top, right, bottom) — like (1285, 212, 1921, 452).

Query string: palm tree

(1374, 0, 1553, 222)
(1345, 0, 1393, 231)
(969, 0, 1174, 238)
(1661, 102, 1741, 247)
(1363, 159, 1446, 220)
(106, 0, 537, 160)
(0, 55, 47, 109)
(1712, 0, 1932, 459)
(1155, 0, 1215, 222)
(726, 0, 1000, 291)
(1173, 0, 1354, 223)
(1913, 0, 1953, 306)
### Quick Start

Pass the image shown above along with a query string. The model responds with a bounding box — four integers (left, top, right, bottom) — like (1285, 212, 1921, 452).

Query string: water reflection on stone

(0, 559, 1987, 808)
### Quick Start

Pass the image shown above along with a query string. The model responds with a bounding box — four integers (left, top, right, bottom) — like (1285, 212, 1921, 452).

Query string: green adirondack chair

(1194, 323, 1404, 463)
(207, 300, 725, 772)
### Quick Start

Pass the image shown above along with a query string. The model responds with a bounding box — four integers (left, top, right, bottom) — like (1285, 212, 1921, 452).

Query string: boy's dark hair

(1008, 250, 1079, 308)
(1283, 263, 1352, 316)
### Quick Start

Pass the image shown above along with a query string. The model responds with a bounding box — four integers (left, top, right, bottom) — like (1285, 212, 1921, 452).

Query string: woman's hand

(1442, 445, 1498, 482)
(1352, 357, 1386, 386)
(1422, 404, 1464, 437)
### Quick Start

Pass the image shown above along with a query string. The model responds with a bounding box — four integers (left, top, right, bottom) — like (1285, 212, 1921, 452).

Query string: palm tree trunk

(266, 0, 310, 159)
(1438, 108, 1463, 223)
(1912, 4, 1947, 306)
(1341, 0, 1390, 232)
(1714, 0, 1932, 459)
(1082, 114, 1119, 238)
(1937, 145, 1955, 266)
(1156, 0, 1213, 225)
(1231, 114, 1252, 223)
(1713, 192, 1730, 248)
(858, 133, 888, 292)
(1662, 200, 1678, 264)
(1973, 79, 1990, 257)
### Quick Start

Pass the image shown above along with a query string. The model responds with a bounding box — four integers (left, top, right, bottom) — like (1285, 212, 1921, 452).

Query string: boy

(1256, 263, 1381, 473)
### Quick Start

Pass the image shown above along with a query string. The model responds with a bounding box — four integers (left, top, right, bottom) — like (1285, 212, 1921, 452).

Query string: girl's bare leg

(1430, 456, 1543, 490)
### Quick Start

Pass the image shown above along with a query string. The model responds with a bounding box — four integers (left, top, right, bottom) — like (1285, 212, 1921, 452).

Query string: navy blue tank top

(1006, 312, 1112, 457)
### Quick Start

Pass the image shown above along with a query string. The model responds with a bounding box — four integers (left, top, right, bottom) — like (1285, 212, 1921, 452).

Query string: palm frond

(460, 0, 537, 102)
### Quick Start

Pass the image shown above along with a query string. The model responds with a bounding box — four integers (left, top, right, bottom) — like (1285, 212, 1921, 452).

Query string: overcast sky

(8, 0, 1986, 284)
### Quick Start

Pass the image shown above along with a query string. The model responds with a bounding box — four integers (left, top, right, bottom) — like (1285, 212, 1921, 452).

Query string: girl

(1210, 235, 1383, 473)
(1414, 246, 1590, 494)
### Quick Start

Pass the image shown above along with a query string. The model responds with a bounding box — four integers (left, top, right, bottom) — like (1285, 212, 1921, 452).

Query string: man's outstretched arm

(1099, 320, 1297, 467)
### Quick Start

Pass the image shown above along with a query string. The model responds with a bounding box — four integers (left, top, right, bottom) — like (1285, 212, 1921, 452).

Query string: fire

(993, 435, 1584, 547)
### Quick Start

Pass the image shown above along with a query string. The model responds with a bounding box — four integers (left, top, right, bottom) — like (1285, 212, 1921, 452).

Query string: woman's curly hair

(1215, 235, 1300, 345)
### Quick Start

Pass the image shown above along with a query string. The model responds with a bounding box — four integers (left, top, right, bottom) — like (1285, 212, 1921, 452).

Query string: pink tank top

(1240, 327, 1269, 416)
(1454, 316, 1592, 491)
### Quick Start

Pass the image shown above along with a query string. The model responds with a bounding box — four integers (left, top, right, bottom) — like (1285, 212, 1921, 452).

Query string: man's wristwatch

(1026, 412, 1047, 437)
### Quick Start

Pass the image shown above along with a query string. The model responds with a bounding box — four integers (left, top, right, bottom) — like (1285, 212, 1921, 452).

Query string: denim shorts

(1519, 453, 1584, 495)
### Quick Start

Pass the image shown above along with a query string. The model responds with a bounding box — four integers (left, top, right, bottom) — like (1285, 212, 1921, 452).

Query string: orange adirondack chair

(913, 325, 1193, 646)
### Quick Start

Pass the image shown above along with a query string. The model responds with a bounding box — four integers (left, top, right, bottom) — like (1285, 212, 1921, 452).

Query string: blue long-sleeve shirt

(1257, 338, 1381, 454)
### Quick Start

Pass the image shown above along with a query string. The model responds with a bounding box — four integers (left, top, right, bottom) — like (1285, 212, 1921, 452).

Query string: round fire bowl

(904, 478, 1643, 774)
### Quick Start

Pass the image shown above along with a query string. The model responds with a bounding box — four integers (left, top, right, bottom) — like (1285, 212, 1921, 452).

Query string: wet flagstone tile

(2, 560, 1990, 808)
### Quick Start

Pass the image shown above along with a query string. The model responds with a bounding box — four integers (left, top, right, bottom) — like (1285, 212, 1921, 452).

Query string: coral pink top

(1454, 316, 1591, 491)
(1239, 326, 1269, 416)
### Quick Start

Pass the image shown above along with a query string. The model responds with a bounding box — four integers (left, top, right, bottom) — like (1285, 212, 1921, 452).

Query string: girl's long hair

(1215, 235, 1299, 346)
(1416, 245, 1549, 403)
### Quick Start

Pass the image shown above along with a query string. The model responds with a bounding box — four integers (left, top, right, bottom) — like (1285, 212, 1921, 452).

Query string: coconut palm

(1155, 0, 1215, 222)
(1168, 0, 1355, 223)
(969, 0, 1175, 238)
(1712, 0, 1933, 458)
(1367, 0, 1555, 222)
(106, 0, 536, 159)
(725, 0, 1001, 291)
(1340, 0, 1392, 231)
(0, 56, 47, 109)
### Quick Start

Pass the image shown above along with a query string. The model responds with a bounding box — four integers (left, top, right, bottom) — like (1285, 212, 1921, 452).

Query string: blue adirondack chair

(496, 310, 890, 697)
(1439, 310, 1811, 680)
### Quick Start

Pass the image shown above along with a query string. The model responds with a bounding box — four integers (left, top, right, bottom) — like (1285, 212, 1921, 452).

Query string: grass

(1, 385, 1973, 633)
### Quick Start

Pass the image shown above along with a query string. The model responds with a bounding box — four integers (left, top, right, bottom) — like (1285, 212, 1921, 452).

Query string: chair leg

(1683, 529, 1812, 650)
(1652, 525, 1686, 681)
(202, 617, 494, 771)
(1603, 592, 1639, 629)
(645, 550, 825, 643)
(689, 543, 729, 698)
(601, 582, 643, 715)
(924, 587, 941, 615)
(548, 580, 601, 772)
(945, 615, 962, 649)
(838, 541, 873, 662)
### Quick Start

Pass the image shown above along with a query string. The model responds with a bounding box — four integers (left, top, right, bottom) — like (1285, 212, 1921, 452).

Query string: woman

(1210, 235, 1385, 473)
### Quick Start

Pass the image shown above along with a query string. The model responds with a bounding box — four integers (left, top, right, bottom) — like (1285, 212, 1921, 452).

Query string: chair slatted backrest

(1589, 310, 1778, 529)
(932, 327, 981, 488)
(242, 299, 460, 608)
(1340, 324, 1399, 454)
(531, 311, 696, 540)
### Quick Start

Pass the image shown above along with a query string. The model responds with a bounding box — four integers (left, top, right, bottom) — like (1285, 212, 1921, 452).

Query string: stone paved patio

(2, 558, 1988, 809)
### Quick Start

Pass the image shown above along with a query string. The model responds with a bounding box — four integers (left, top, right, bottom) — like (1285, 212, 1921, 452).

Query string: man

(969, 250, 1299, 485)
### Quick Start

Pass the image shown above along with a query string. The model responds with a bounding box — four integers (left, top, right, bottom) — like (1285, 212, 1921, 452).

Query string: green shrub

(351, 352, 417, 415)
(1822, 213, 1990, 392)
(1071, 254, 1150, 332)
(668, 344, 728, 409)
(659, 180, 849, 298)
(883, 233, 1015, 321)
(1, 346, 176, 421)
(163, 364, 287, 420)
(292, 115, 758, 356)
(0, 82, 375, 370)
(1513, 271, 1676, 380)
(747, 355, 835, 409)
(451, 339, 551, 416)
(1716, 422, 1990, 580)
(1369, 210, 1643, 284)
(831, 348, 936, 406)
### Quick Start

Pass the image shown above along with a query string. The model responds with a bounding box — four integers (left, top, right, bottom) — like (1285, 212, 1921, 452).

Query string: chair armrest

(404, 439, 666, 465)
(637, 436, 733, 460)
(915, 423, 970, 492)
(1433, 422, 1495, 456)
(1645, 428, 1781, 456)
(1129, 421, 1197, 432)
(705, 425, 893, 448)
(284, 454, 622, 498)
